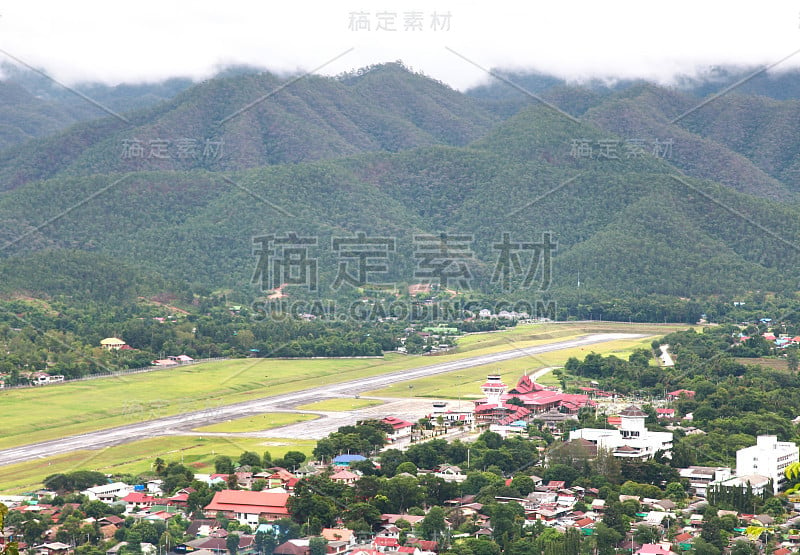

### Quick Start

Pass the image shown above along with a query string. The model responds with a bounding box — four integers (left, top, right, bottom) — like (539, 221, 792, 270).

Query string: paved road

(0, 332, 644, 467)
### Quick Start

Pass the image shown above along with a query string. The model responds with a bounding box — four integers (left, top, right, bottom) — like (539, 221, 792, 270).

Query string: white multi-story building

(568, 405, 673, 460)
(736, 435, 799, 493)
(81, 482, 134, 502)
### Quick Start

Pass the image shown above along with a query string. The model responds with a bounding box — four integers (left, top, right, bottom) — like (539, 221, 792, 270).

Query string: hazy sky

(2, 1, 800, 90)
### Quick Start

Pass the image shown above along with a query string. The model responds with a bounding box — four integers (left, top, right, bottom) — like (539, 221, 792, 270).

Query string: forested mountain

(467, 66, 800, 107)
(0, 80, 78, 150)
(0, 63, 498, 191)
(0, 61, 194, 151)
(2, 63, 800, 308)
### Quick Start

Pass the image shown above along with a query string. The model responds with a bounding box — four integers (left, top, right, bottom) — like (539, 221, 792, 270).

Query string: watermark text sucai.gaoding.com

(250, 298, 558, 323)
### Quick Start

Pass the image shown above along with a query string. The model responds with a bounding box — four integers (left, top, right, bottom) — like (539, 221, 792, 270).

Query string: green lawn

(295, 398, 384, 411)
(192, 412, 318, 433)
(0, 322, 689, 451)
(0, 435, 315, 494)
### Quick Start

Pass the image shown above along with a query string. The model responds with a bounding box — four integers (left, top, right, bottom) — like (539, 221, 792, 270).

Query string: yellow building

(100, 337, 127, 350)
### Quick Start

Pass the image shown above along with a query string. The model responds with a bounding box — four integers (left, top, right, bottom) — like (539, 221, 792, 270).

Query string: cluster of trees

(0, 285, 494, 380)
(214, 450, 307, 476)
(313, 421, 393, 460)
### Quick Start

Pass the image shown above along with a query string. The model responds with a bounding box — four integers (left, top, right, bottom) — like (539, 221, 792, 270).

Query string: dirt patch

(408, 284, 432, 295)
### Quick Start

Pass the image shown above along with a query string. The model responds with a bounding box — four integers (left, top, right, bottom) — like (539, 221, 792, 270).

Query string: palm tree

(152, 457, 166, 475)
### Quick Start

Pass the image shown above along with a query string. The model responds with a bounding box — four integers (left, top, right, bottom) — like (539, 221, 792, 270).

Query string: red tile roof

(409, 540, 438, 551)
(382, 416, 414, 430)
(667, 389, 695, 398)
(121, 492, 158, 504)
(510, 375, 545, 394)
(204, 490, 290, 516)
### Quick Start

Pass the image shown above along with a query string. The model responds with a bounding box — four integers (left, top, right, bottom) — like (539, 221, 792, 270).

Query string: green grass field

(0, 322, 690, 451)
(0, 321, 691, 493)
(295, 398, 384, 411)
(0, 322, 636, 450)
(0, 435, 315, 494)
(192, 412, 318, 433)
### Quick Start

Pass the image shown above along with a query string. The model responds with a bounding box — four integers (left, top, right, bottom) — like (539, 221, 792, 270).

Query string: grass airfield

(0, 321, 690, 493)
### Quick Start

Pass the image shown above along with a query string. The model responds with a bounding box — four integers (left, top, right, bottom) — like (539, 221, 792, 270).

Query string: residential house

(330, 470, 359, 486)
(152, 359, 178, 367)
(635, 544, 678, 555)
(667, 390, 695, 401)
(434, 465, 467, 483)
(453, 503, 483, 519)
(145, 480, 164, 495)
(179, 536, 255, 554)
(97, 515, 124, 528)
(407, 540, 438, 553)
(166, 488, 194, 508)
(185, 519, 223, 538)
(100, 338, 127, 351)
(320, 529, 355, 546)
(263, 468, 296, 489)
(107, 543, 157, 555)
(326, 541, 349, 554)
(381, 417, 414, 442)
(590, 499, 605, 512)
(656, 408, 676, 420)
(381, 514, 425, 526)
(235, 472, 255, 489)
(34, 542, 71, 555)
(672, 532, 694, 551)
(274, 539, 309, 555)
(294, 464, 320, 479)
(372, 537, 400, 551)
(121, 492, 158, 513)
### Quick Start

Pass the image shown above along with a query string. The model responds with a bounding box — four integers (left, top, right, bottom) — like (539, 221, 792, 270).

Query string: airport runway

(0, 332, 644, 467)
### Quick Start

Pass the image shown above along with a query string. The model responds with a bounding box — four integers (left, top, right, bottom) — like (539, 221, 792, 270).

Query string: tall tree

(226, 533, 240, 555)
(420, 506, 448, 546)
(309, 537, 327, 555)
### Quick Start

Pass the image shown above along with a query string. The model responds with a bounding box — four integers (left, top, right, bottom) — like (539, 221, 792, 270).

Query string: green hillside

(0, 63, 498, 191)
(2, 64, 800, 308)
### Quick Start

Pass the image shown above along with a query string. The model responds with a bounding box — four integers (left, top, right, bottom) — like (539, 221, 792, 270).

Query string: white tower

(619, 405, 647, 439)
(481, 374, 507, 405)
